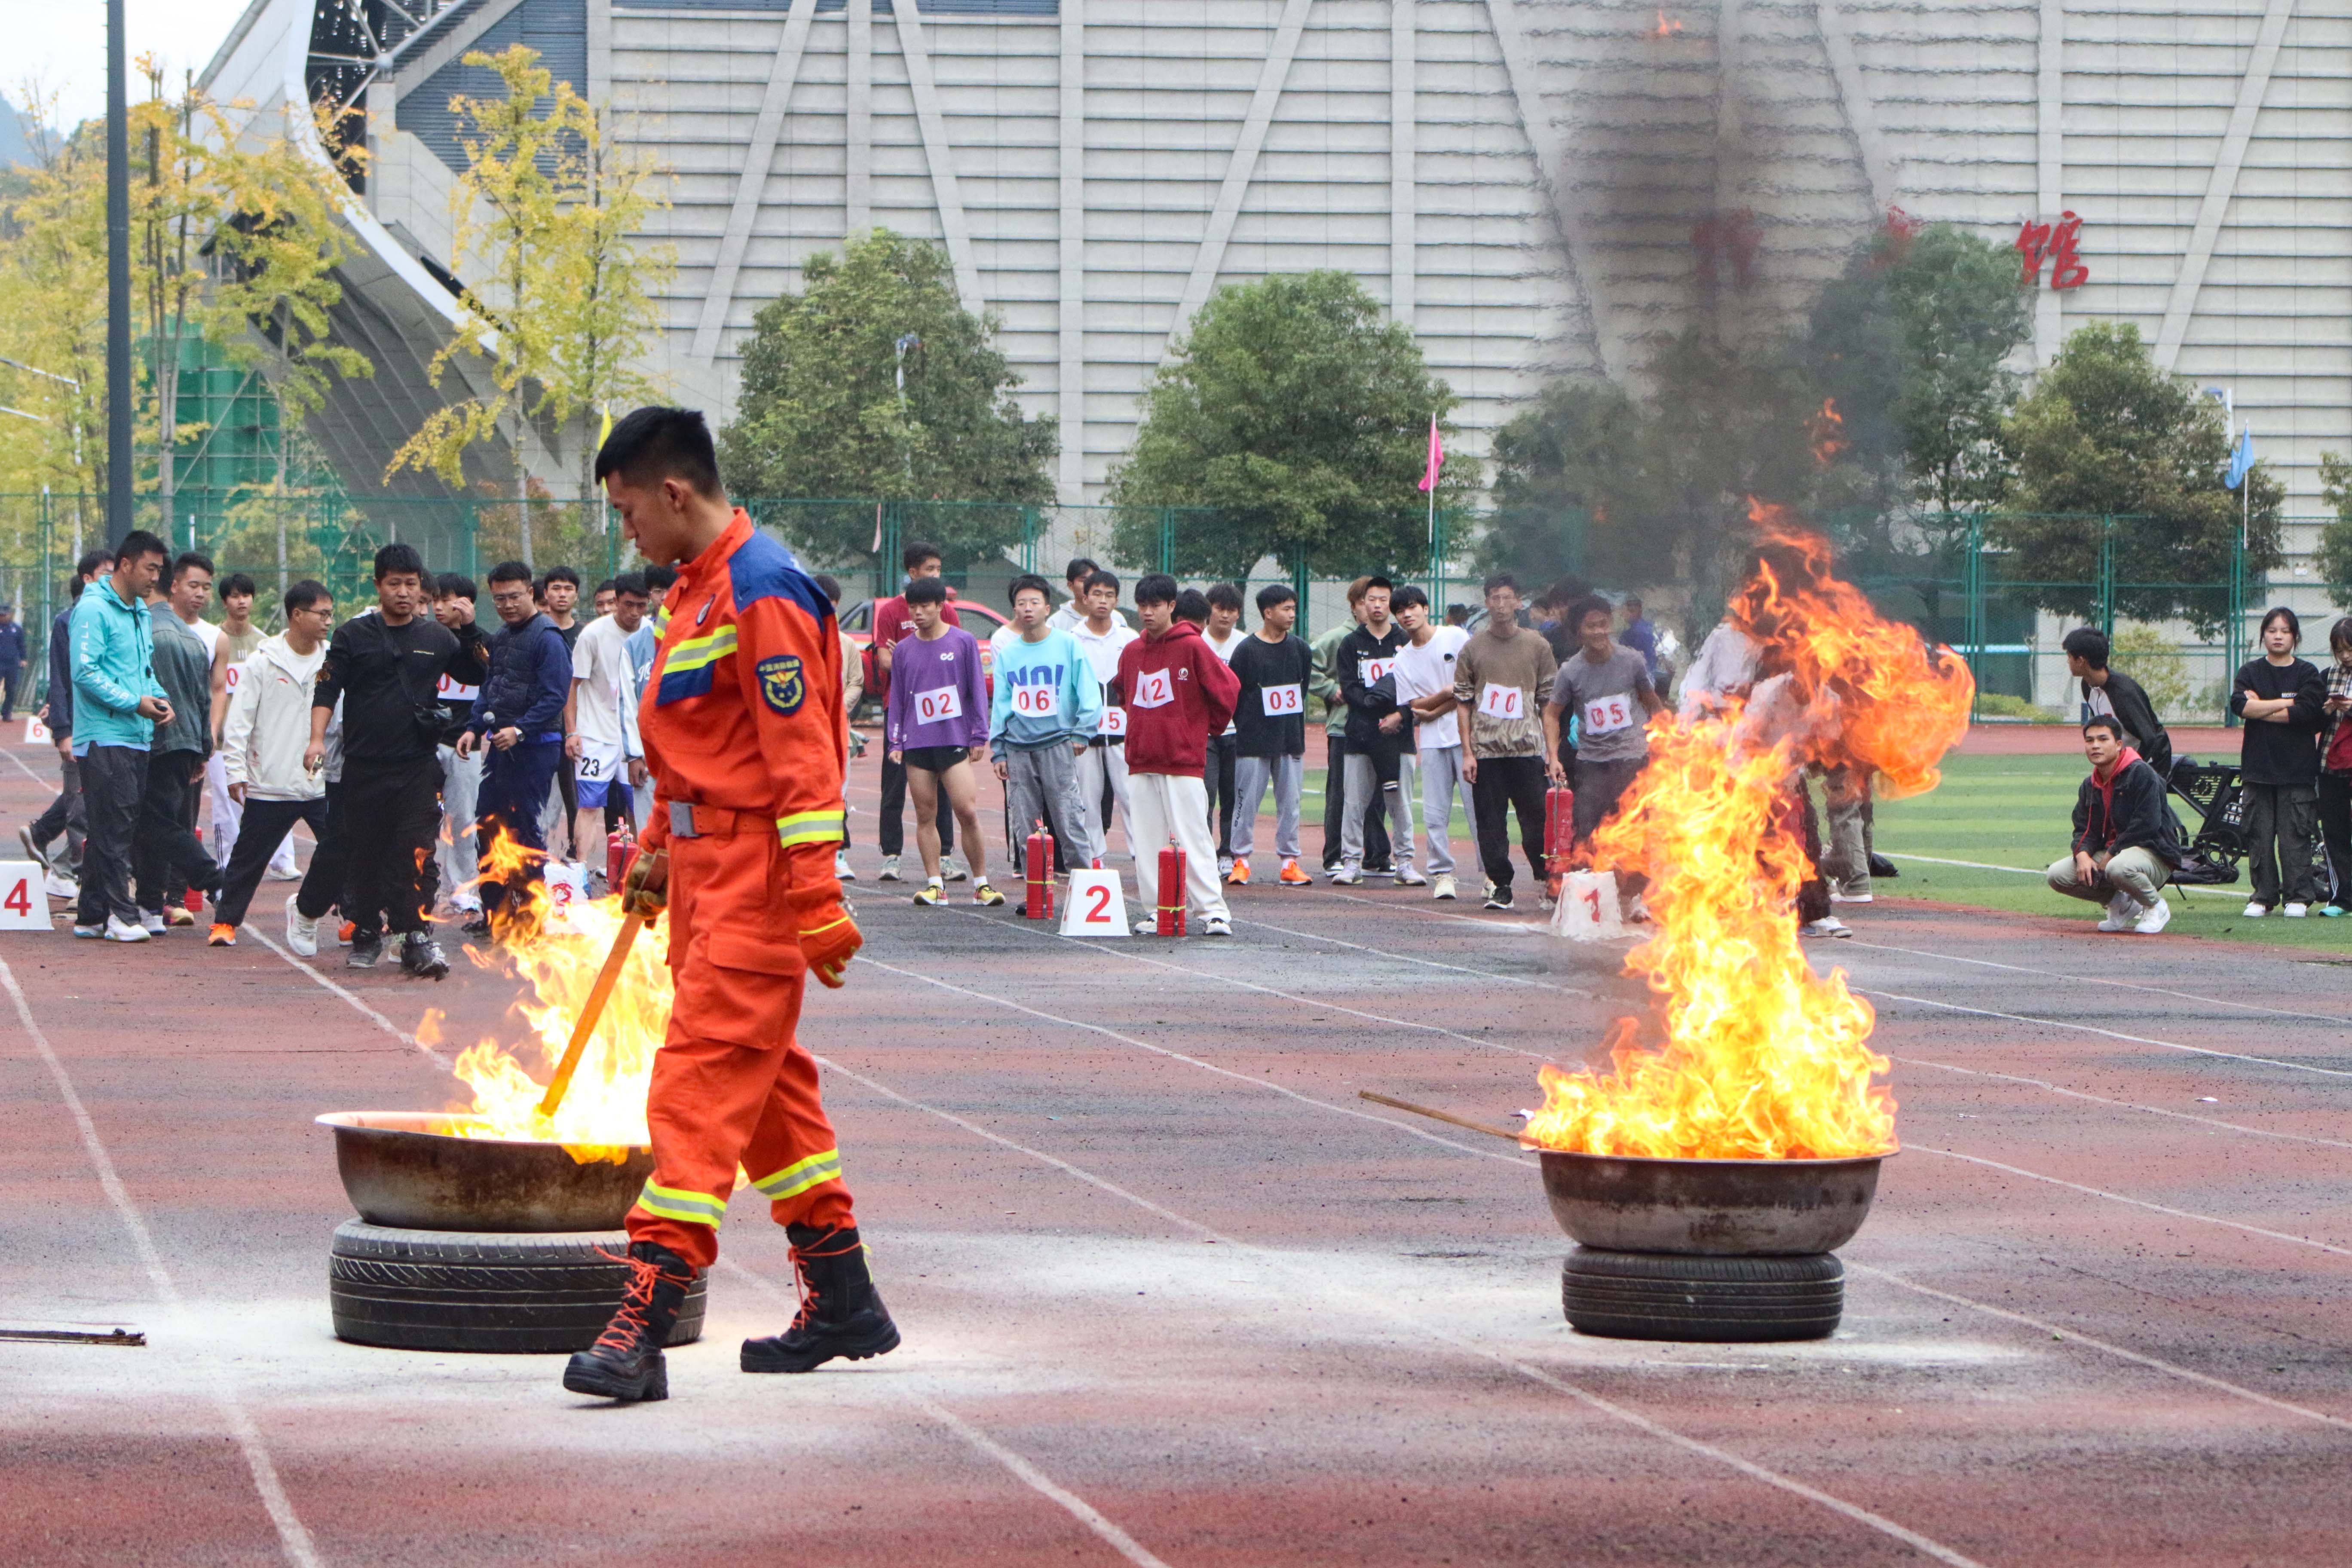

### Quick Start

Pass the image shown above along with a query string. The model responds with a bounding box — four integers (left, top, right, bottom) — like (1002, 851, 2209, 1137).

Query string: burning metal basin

(1538, 1149, 1890, 1256)
(318, 1112, 651, 1233)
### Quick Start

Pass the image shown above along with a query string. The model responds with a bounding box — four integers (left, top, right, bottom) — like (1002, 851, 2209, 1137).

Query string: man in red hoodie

(1117, 574, 1240, 936)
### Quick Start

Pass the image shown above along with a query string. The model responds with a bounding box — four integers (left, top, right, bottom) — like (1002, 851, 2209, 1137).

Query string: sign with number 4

(1058, 868, 1131, 937)
(1551, 869, 1625, 943)
(0, 861, 53, 930)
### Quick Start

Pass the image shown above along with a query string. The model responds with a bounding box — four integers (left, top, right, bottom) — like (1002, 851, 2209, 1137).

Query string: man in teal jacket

(71, 531, 173, 940)
(990, 573, 1103, 873)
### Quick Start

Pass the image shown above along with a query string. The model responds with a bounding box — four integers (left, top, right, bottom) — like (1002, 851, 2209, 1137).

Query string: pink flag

(1418, 415, 1443, 493)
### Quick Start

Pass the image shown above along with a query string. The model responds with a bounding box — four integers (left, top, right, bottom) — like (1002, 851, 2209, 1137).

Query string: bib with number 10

(916, 684, 964, 723)
(1476, 684, 1526, 720)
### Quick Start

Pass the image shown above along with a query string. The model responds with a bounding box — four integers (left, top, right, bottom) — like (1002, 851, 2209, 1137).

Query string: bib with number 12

(1476, 684, 1525, 720)
(1130, 668, 1175, 709)
(916, 684, 964, 723)
(1583, 693, 1635, 735)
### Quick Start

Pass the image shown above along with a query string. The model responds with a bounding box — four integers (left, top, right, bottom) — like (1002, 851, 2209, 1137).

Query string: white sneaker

(942, 854, 970, 883)
(1202, 915, 1232, 937)
(1803, 916, 1852, 938)
(105, 914, 151, 943)
(1398, 866, 1427, 887)
(43, 871, 77, 899)
(1829, 890, 1874, 904)
(878, 855, 902, 882)
(835, 850, 858, 882)
(139, 911, 167, 936)
(1329, 865, 1363, 885)
(2285, 902, 2309, 918)
(1431, 873, 1457, 901)
(286, 893, 320, 958)
(451, 893, 482, 915)
(72, 923, 103, 938)
(2097, 891, 2136, 932)
(2244, 901, 2269, 918)
(2134, 897, 2172, 935)
(1216, 857, 1233, 877)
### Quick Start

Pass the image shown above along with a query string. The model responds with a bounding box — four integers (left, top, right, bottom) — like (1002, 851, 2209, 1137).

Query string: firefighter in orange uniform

(564, 407, 896, 1404)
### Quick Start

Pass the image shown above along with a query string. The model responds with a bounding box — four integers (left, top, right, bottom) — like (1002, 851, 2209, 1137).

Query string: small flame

(440, 831, 668, 1165)
(1653, 8, 1686, 35)
(1808, 399, 1847, 467)
(1521, 506, 1972, 1161)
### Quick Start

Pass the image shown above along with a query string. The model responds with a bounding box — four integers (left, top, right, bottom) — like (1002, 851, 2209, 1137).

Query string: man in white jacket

(210, 581, 334, 948)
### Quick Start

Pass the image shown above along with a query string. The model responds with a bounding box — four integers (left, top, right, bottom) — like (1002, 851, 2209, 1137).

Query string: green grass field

(1871, 752, 2352, 947)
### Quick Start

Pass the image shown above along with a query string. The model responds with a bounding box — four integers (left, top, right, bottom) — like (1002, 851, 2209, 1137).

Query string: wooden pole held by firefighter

(1357, 1090, 1526, 1145)
(539, 911, 646, 1120)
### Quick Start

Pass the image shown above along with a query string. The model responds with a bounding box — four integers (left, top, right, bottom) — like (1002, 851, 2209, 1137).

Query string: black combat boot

(564, 1242, 694, 1403)
(741, 1225, 901, 1373)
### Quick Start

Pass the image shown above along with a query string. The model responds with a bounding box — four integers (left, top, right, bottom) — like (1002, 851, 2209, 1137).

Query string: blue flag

(2226, 426, 2255, 490)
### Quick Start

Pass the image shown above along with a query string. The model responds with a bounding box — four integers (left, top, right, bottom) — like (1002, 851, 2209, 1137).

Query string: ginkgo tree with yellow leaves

(386, 44, 672, 567)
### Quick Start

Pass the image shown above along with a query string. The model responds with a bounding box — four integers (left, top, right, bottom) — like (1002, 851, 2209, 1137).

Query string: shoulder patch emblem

(757, 653, 806, 715)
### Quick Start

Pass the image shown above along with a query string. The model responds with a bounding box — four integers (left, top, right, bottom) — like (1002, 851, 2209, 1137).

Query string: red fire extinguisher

(1544, 784, 1577, 899)
(1156, 839, 1187, 937)
(1024, 821, 1055, 921)
(184, 829, 206, 913)
(608, 818, 639, 892)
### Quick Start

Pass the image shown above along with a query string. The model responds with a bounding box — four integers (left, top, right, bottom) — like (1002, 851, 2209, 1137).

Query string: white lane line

(1848, 939, 2352, 1026)
(1, 743, 52, 789)
(1892, 1055, 2352, 1152)
(1228, 912, 1596, 995)
(817, 1054, 1985, 1568)
(0, 960, 322, 1568)
(1859, 988, 2352, 1082)
(945, 907, 1553, 1061)
(1908, 1143, 2352, 1259)
(850, 955, 1528, 1169)
(717, 1259, 1173, 1568)
(1844, 1263, 2352, 1435)
(244, 925, 449, 1071)
(1880, 852, 2043, 876)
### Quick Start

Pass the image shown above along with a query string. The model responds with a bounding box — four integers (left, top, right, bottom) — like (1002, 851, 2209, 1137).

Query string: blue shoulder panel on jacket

(727, 530, 833, 628)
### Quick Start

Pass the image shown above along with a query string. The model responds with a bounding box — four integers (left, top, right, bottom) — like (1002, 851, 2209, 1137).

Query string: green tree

(1994, 322, 2282, 634)
(1478, 378, 1648, 588)
(2313, 451, 2352, 610)
(720, 230, 1053, 566)
(1106, 271, 1473, 580)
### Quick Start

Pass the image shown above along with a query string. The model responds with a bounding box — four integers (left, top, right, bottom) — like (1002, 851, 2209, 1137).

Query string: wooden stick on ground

(1357, 1090, 1526, 1145)
(538, 912, 646, 1120)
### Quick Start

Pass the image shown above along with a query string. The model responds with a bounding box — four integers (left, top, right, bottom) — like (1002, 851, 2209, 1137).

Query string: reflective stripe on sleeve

(776, 808, 846, 847)
(664, 625, 739, 675)
(749, 1149, 843, 1201)
(633, 1180, 728, 1227)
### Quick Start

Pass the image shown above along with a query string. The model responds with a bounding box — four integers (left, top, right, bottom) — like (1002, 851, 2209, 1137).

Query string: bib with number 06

(1261, 682, 1303, 717)
(916, 684, 965, 723)
(1012, 682, 1060, 717)
(1476, 684, 1525, 720)
(1130, 668, 1175, 709)
(1582, 694, 1635, 735)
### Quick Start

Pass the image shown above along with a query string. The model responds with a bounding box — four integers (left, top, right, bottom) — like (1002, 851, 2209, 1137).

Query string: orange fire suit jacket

(636, 509, 848, 1014)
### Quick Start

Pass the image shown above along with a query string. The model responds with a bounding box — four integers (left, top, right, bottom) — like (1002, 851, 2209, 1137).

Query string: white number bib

(1476, 684, 1525, 720)
(1261, 682, 1303, 717)
(1359, 657, 1396, 687)
(1099, 705, 1128, 737)
(1583, 693, 1636, 735)
(438, 672, 479, 704)
(1012, 682, 1060, 718)
(1130, 668, 1175, 709)
(224, 662, 245, 693)
(916, 685, 964, 724)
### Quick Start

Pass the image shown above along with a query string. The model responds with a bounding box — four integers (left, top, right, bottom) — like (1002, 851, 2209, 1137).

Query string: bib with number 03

(1582, 693, 1636, 735)
(1011, 682, 1060, 717)
(1260, 682, 1303, 717)
(1130, 668, 1175, 709)
(915, 684, 965, 723)
(1098, 705, 1128, 737)
(1476, 684, 1525, 720)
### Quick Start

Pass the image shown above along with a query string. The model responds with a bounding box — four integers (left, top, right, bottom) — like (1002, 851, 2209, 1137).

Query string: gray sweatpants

(1232, 753, 1303, 861)
(438, 742, 484, 902)
(1825, 767, 1873, 897)
(1003, 740, 1092, 870)
(1413, 745, 1476, 875)
(2046, 846, 2166, 909)
(1341, 750, 1417, 872)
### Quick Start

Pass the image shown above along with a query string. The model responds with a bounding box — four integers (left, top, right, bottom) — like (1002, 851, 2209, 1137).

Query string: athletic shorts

(574, 747, 627, 808)
(901, 745, 970, 775)
(577, 776, 633, 811)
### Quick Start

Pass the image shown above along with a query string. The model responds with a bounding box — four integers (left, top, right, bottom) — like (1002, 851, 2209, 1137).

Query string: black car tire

(330, 1221, 707, 1354)
(1561, 1248, 1844, 1342)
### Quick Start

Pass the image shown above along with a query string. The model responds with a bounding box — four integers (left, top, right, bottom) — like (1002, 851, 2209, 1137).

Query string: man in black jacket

(457, 560, 573, 936)
(2062, 627, 2173, 780)
(2046, 716, 2182, 934)
(1332, 576, 1420, 885)
(307, 544, 487, 978)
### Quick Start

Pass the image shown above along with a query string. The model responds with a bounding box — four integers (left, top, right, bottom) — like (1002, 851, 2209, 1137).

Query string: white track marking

(851, 955, 1528, 1168)
(817, 1055, 1985, 1568)
(1845, 1263, 2352, 1434)
(1880, 852, 2042, 876)
(244, 926, 449, 1070)
(1859, 988, 2352, 1081)
(1848, 939, 2351, 1026)
(1, 743, 52, 789)
(717, 1259, 1174, 1568)
(0, 961, 321, 1568)
(1908, 1144, 2352, 1259)
(1892, 1055, 2352, 1152)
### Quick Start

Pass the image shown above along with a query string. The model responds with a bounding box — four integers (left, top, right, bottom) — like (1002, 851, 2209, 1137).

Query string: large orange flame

(1521, 506, 1973, 1160)
(1808, 399, 1847, 467)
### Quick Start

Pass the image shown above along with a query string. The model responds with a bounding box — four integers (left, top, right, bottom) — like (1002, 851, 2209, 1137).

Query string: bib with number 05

(916, 685, 965, 723)
(1130, 668, 1175, 709)
(1582, 693, 1636, 735)
(1476, 684, 1525, 720)
(1261, 682, 1303, 717)
(1099, 705, 1128, 737)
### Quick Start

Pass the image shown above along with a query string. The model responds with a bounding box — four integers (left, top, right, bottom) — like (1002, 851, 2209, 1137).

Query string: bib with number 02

(916, 684, 965, 723)
(1582, 693, 1636, 735)
(1476, 684, 1525, 720)
(1012, 682, 1060, 717)
(1359, 657, 1396, 687)
(1099, 705, 1128, 737)
(1130, 668, 1175, 709)
(1261, 682, 1303, 717)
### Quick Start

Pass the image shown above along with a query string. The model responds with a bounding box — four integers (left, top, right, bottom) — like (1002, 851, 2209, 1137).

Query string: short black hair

(1172, 588, 1210, 625)
(1206, 582, 1245, 614)
(220, 572, 256, 599)
(1008, 573, 1054, 608)
(1483, 571, 1520, 597)
(1083, 568, 1120, 597)
(374, 542, 427, 583)
(114, 530, 168, 567)
(1390, 584, 1429, 613)
(1063, 556, 1099, 585)
(283, 579, 332, 616)
(1134, 573, 1179, 608)
(1567, 594, 1614, 631)
(2332, 617, 2352, 658)
(170, 551, 214, 585)
(1622, 594, 1643, 611)
(2060, 627, 2109, 669)
(810, 573, 841, 604)
(542, 565, 580, 589)
(2082, 715, 2126, 741)
(905, 576, 949, 607)
(1363, 575, 1394, 595)
(644, 564, 680, 595)
(594, 406, 724, 498)
(76, 548, 112, 580)
(437, 573, 478, 602)
(487, 560, 535, 588)
(903, 539, 943, 572)
(1255, 583, 1295, 614)
(593, 578, 618, 597)
(615, 572, 651, 599)
(1541, 576, 1591, 609)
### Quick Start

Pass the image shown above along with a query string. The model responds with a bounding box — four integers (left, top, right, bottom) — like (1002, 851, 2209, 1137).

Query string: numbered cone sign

(0, 861, 53, 930)
(23, 715, 50, 745)
(1552, 870, 1626, 943)
(544, 860, 589, 931)
(1058, 868, 1131, 937)
(1024, 822, 1056, 921)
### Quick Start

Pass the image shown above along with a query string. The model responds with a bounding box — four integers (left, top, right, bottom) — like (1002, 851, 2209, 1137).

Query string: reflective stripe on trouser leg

(633, 1181, 729, 1227)
(750, 1148, 843, 1201)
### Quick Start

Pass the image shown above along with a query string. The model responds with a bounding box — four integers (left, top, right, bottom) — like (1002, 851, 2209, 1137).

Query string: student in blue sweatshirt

(990, 574, 1103, 873)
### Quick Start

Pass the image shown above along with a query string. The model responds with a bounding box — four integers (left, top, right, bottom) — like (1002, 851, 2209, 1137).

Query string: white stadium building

(204, 0, 2349, 533)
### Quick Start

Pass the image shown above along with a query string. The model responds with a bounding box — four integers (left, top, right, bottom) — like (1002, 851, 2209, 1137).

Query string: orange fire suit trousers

(625, 817, 854, 1270)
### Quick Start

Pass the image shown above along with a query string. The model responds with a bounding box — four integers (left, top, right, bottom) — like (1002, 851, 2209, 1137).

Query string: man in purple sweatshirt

(884, 576, 1001, 906)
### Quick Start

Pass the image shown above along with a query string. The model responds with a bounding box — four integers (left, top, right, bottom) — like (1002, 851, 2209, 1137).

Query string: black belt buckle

(670, 801, 699, 839)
